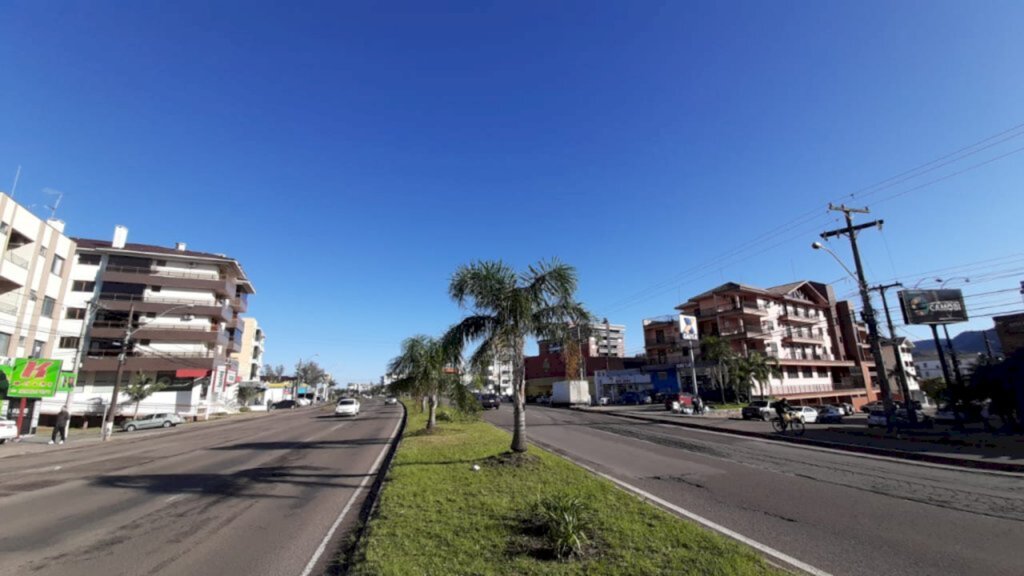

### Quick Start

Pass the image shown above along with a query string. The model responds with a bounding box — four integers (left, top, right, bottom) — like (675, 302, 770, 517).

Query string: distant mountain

(912, 329, 1001, 357)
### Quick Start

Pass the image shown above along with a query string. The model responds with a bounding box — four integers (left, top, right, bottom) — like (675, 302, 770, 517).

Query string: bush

(239, 406, 251, 413)
(436, 409, 455, 422)
(535, 494, 593, 560)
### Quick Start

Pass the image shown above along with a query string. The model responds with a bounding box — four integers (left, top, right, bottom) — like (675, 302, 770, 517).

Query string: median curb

(584, 408, 1024, 474)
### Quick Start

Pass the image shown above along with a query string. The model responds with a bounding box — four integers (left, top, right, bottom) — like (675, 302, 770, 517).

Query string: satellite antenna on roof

(45, 188, 63, 219)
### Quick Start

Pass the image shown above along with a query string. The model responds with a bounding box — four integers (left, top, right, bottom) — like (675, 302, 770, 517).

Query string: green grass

(347, 403, 786, 576)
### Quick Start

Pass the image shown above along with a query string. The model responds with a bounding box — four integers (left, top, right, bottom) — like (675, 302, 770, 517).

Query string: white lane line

(532, 439, 832, 576)
(298, 413, 404, 576)
(165, 493, 187, 504)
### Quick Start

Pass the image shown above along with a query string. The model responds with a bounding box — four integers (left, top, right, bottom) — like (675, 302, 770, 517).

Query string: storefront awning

(176, 369, 211, 378)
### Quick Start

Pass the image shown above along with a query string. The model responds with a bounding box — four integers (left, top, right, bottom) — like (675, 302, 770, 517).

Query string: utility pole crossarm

(821, 220, 884, 240)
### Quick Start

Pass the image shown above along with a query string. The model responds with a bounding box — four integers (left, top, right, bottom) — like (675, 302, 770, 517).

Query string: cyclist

(773, 397, 792, 431)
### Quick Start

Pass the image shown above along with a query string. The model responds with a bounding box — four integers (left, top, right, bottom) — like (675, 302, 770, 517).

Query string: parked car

(741, 400, 775, 421)
(790, 406, 819, 424)
(861, 400, 885, 413)
(479, 393, 501, 410)
(270, 400, 298, 410)
(620, 391, 645, 405)
(867, 407, 932, 428)
(833, 402, 854, 416)
(334, 398, 361, 417)
(597, 396, 610, 406)
(0, 418, 17, 444)
(817, 406, 845, 423)
(122, 413, 183, 432)
(384, 396, 398, 405)
(296, 398, 312, 407)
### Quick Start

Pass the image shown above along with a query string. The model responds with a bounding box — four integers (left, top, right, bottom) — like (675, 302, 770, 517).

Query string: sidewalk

(579, 405, 1024, 473)
(0, 409, 272, 460)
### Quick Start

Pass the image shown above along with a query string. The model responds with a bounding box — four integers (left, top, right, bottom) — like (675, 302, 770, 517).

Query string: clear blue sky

(2, 1, 1023, 382)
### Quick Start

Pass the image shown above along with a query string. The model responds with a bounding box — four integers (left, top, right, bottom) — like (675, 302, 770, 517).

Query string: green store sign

(8, 359, 64, 398)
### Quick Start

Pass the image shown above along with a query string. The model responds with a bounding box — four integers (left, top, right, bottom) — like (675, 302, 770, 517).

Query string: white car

(0, 418, 17, 444)
(334, 398, 360, 417)
(790, 406, 819, 424)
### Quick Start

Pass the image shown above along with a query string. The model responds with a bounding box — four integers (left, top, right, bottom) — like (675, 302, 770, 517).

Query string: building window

(655, 330, 665, 344)
(39, 246, 47, 257)
(31, 339, 44, 357)
(155, 260, 167, 267)
(0, 332, 10, 354)
(41, 297, 56, 318)
(151, 286, 162, 292)
(72, 280, 96, 292)
(51, 255, 65, 276)
(802, 367, 814, 378)
(66, 307, 87, 320)
(786, 367, 799, 379)
(59, 336, 79, 349)
(78, 253, 102, 265)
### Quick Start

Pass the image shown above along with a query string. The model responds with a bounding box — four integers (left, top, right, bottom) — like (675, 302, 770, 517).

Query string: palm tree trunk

(427, 393, 437, 429)
(511, 339, 528, 453)
(134, 402, 141, 419)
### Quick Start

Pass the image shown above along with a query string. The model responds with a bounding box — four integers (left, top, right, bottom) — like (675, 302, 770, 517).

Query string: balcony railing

(784, 330, 824, 342)
(98, 293, 227, 307)
(106, 264, 223, 281)
(91, 320, 218, 332)
(86, 349, 216, 359)
(3, 251, 29, 268)
(696, 303, 768, 318)
(721, 325, 767, 338)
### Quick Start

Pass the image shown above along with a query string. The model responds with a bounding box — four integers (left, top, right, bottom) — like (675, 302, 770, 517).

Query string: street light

(100, 303, 195, 441)
(811, 242, 858, 283)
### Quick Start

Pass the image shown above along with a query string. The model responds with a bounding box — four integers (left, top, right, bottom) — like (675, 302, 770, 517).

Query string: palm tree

(123, 372, 165, 419)
(444, 259, 589, 453)
(735, 352, 781, 401)
(700, 335, 735, 404)
(387, 335, 460, 430)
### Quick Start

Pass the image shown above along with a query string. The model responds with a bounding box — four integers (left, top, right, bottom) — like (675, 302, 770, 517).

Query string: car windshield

(339, 399, 356, 405)
(749, 401, 768, 407)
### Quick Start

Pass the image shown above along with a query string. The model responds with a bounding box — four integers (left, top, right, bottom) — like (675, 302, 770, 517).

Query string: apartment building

(643, 316, 689, 365)
(589, 321, 626, 358)
(53, 226, 255, 420)
(0, 193, 76, 363)
(230, 317, 265, 382)
(676, 281, 873, 407)
(880, 337, 926, 404)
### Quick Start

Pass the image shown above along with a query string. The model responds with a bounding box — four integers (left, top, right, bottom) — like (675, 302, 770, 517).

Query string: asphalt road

(485, 405, 1024, 576)
(0, 400, 403, 576)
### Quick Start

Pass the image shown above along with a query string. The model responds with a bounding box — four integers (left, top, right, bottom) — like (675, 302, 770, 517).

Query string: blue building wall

(647, 366, 681, 396)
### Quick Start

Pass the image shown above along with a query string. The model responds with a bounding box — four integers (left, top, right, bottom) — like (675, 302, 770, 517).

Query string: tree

(236, 384, 260, 406)
(387, 335, 461, 429)
(700, 335, 735, 403)
(731, 352, 781, 402)
(262, 363, 286, 381)
(294, 360, 326, 399)
(444, 259, 589, 453)
(919, 377, 947, 405)
(123, 372, 165, 419)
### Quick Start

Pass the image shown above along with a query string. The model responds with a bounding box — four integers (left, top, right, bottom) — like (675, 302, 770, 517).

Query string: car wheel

(162, 421, 171, 428)
(126, 425, 136, 432)
(0, 438, 7, 444)
(762, 413, 771, 422)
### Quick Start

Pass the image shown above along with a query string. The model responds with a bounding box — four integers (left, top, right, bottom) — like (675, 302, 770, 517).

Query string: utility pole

(983, 331, 995, 360)
(941, 324, 966, 389)
(101, 303, 134, 441)
(869, 282, 917, 423)
(821, 204, 896, 428)
(63, 299, 98, 438)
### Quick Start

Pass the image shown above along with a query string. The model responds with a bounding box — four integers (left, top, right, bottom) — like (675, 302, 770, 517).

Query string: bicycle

(770, 412, 805, 436)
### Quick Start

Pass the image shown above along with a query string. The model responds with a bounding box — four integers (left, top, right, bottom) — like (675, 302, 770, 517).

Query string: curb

(588, 409, 1024, 474)
(334, 402, 408, 575)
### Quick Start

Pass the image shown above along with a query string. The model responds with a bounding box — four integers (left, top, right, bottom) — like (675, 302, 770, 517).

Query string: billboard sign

(57, 372, 77, 392)
(898, 289, 968, 325)
(8, 359, 64, 398)
(679, 314, 699, 341)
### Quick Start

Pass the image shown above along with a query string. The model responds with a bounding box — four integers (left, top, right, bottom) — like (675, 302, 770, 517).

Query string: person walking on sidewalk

(50, 407, 69, 445)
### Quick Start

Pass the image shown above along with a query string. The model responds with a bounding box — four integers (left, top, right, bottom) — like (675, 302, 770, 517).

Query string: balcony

(721, 325, 768, 339)
(783, 330, 824, 344)
(231, 293, 248, 313)
(82, 351, 218, 372)
(102, 264, 235, 296)
(89, 321, 227, 345)
(0, 252, 29, 290)
(97, 294, 231, 321)
(696, 303, 768, 319)
(780, 310, 822, 325)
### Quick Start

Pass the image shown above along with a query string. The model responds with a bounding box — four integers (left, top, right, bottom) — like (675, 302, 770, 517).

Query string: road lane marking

(165, 494, 187, 504)
(298, 412, 404, 576)
(530, 438, 833, 576)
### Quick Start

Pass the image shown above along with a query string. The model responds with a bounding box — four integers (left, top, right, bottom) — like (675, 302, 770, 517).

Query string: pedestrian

(693, 395, 704, 415)
(50, 407, 70, 445)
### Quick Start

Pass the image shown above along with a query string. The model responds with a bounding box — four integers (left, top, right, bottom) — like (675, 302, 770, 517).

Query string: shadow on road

(92, 465, 372, 498)
(210, 438, 391, 451)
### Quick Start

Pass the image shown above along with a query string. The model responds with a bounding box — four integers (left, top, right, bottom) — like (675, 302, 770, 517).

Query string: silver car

(122, 413, 184, 432)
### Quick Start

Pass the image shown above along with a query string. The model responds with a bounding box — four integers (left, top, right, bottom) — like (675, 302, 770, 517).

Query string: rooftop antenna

(10, 165, 21, 198)
(45, 189, 63, 219)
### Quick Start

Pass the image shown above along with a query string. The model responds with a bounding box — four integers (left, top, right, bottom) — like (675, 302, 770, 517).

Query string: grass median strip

(347, 405, 786, 575)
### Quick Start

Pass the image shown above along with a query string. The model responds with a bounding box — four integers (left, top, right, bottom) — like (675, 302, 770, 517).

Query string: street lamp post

(100, 303, 195, 441)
